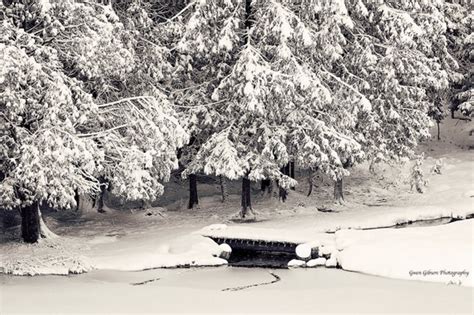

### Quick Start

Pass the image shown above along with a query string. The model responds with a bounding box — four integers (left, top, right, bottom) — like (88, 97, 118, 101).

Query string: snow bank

(336, 220, 474, 287)
(0, 238, 92, 276)
(90, 234, 227, 271)
(0, 232, 228, 275)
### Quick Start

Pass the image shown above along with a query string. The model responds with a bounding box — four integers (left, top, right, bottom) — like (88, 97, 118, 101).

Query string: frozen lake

(1, 267, 472, 314)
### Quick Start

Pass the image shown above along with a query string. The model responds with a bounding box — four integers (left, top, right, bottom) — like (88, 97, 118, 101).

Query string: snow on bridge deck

(199, 225, 334, 253)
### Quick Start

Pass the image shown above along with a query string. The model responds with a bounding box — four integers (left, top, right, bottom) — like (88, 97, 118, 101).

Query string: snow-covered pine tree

(443, 1, 473, 118)
(344, 0, 454, 156)
(0, 1, 187, 242)
(0, 24, 103, 242)
(299, 0, 458, 202)
(280, 0, 370, 204)
(169, 0, 241, 209)
(428, 89, 448, 141)
(177, 0, 371, 211)
(178, 0, 361, 216)
(410, 153, 427, 193)
(276, 0, 460, 203)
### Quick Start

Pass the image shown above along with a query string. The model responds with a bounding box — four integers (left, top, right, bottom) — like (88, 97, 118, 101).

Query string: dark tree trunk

(244, 0, 252, 33)
(188, 174, 199, 209)
(74, 188, 80, 211)
(279, 186, 288, 202)
(21, 201, 40, 243)
(219, 175, 228, 203)
(307, 181, 313, 197)
(289, 162, 295, 178)
(334, 178, 344, 204)
(261, 179, 271, 192)
(451, 109, 455, 119)
(97, 178, 107, 213)
(334, 161, 352, 204)
(437, 121, 440, 141)
(289, 161, 295, 190)
(279, 164, 290, 202)
(140, 199, 152, 210)
(240, 176, 252, 217)
(307, 167, 318, 197)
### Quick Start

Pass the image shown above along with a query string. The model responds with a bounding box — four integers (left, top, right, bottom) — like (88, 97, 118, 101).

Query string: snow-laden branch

(97, 96, 156, 108)
(165, 1, 196, 23)
(320, 67, 368, 102)
(78, 124, 129, 138)
(171, 99, 229, 109)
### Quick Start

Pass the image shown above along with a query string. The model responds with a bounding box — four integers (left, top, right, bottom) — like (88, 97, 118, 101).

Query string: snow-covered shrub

(430, 159, 444, 175)
(410, 154, 428, 193)
(0, 239, 93, 276)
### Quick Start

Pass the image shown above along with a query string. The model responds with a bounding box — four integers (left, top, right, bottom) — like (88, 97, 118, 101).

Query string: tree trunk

(21, 201, 40, 243)
(140, 199, 151, 210)
(279, 187, 288, 201)
(39, 208, 57, 239)
(219, 175, 228, 203)
(451, 109, 455, 119)
(279, 164, 290, 202)
(334, 178, 344, 204)
(307, 178, 313, 197)
(369, 158, 377, 174)
(188, 174, 199, 209)
(74, 188, 80, 211)
(289, 161, 295, 190)
(334, 161, 352, 204)
(437, 121, 440, 141)
(240, 176, 252, 218)
(97, 178, 107, 213)
(307, 168, 318, 197)
(244, 0, 252, 32)
(261, 179, 271, 193)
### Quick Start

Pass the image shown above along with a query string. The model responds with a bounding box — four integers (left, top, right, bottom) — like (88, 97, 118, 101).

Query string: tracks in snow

(221, 272, 281, 292)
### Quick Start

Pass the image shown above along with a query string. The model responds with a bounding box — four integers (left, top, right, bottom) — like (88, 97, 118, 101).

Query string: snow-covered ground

(1, 268, 473, 314)
(1, 119, 473, 287)
(336, 219, 474, 287)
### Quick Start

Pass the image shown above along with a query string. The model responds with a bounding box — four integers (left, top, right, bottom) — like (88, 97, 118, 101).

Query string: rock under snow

(217, 243, 232, 260)
(306, 258, 327, 268)
(295, 244, 312, 261)
(325, 253, 339, 268)
(319, 245, 336, 257)
(288, 259, 306, 268)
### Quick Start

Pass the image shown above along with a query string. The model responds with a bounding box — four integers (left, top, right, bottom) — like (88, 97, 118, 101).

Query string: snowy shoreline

(2, 217, 473, 288)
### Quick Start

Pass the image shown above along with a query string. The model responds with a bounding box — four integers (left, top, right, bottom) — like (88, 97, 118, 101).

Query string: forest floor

(0, 117, 473, 286)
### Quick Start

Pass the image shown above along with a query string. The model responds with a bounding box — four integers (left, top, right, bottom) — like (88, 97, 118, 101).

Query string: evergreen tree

(0, 0, 187, 242)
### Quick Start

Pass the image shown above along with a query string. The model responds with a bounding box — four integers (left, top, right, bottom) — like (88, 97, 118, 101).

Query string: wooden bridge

(208, 236, 299, 254)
